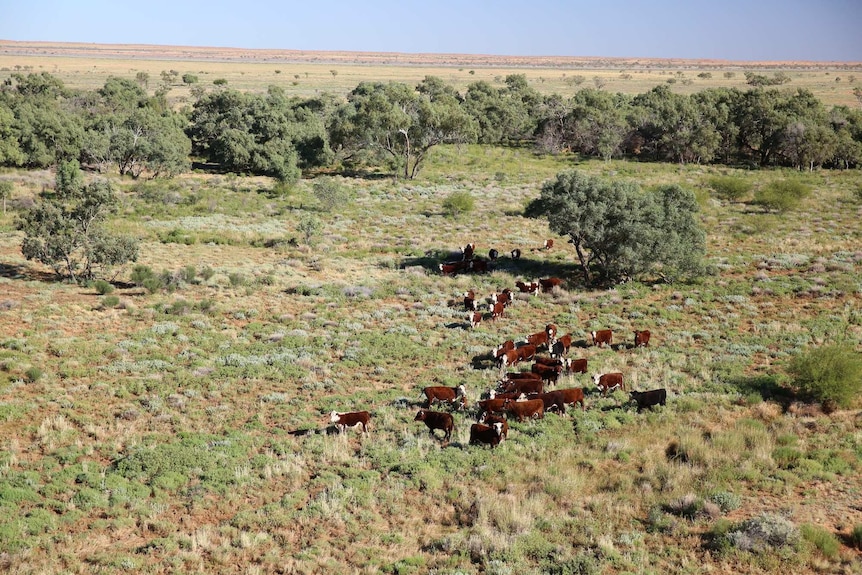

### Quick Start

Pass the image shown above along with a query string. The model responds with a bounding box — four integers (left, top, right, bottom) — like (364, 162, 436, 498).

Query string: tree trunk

(571, 236, 591, 285)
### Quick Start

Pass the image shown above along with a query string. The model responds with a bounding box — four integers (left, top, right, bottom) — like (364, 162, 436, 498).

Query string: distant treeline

(1, 71, 861, 181)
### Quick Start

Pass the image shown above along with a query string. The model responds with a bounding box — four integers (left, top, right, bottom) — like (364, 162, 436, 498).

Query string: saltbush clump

(441, 191, 475, 218)
(708, 491, 741, 513)
(789, 344, 862, 409)
(723, 513, 800, 553)
(92, 279, 114, 295)
(707, 175, 752, 201)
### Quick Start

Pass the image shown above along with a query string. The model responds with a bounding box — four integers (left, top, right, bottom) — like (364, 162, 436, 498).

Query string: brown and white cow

(504, 398, 545, 422)
(563, 358, 588, 374)
(592, 372, 624, 396)
(545, 323, 558, 343)
(469, 422, 504, 448)
(469, 258, 488, 273)
(489, 301, 505, 320)
(634, 330, 651, 348)
(330, 411, 370, 433)
(422, 384, 467, 409)
(591, 329, 613, 348)
(463, 290, 477, 311)
(440, 261, 468, 275)
(515, 280, 540, 295)
(493, 340, 516, 358)
(521, 330, 549, 350)
(469, 311, 482, 329)
(501, 378, 544, 396)
(543, 238, 554, 250)
(478, 414, 509, 441)
(531, 363, 562, 386)
(414, 410, 454, 442)
(510, 248, 522, 260)
(543, 387, 586, 413)
(550, 333, 574, 357)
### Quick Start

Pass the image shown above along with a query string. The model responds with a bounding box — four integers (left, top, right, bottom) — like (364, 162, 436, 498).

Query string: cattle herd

(328, 242, 668, 448)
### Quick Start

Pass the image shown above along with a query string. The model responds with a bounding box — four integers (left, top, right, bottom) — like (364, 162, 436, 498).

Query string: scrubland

(1, 144, 861, 573)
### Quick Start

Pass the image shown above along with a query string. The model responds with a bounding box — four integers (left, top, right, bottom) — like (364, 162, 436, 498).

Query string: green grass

(0, 148, 860, 573)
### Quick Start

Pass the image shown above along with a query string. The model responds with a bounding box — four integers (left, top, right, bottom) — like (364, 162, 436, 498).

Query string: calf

(543, 239, 554, 250)
(539, 277, 562, 292)
(488, 248, 499, 261)
(469, 311, 482, 329)
(463, 290, 477, 311)
(630, 388, 666, 412)
(489, 301, 505, 320)
(414, 409, 454, 442)
(469, 422, 504, 448)
(510, 248, 521, 260)
(563, 358, 588, 374)
(330, 411, 370, 433)
(479, 414, 509, 441)
(591, 329, 613, 348)
(491, 290, 512, 308)
(515, 280, 539, 295)
(422, 385, 467, 409)
(592, 372, 624, 396)
(550, 333, 574, 357)
(531, 363, 562, 386)
(504, 398, 545, 422)
(634, 330, 651, 348)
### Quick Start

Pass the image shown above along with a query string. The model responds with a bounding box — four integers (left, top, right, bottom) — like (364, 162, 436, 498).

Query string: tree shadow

(729, 375, 796, 410)
(0, 262, 59, 283)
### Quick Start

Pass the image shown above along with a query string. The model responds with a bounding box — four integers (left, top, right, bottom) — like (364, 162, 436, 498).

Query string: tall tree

(525, 171, 705, 285)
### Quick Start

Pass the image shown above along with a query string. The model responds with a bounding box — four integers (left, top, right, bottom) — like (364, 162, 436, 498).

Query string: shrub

(131, 265, 156, 286)
(707, 175, 752, 201)
(789, 344, 862, 409)
(92, 279, 114, 295)
(849, 524, 862, 549)
(312, 178, 351, 211)
(101, 295, 120, 308)
(708, 491, 742, 513)
(725, 513, 800, 553)
(801, 524, 840, 559)
(24, 366, 43, 383)
(753, 180, 812, 213)
(441, 191, 475, 218)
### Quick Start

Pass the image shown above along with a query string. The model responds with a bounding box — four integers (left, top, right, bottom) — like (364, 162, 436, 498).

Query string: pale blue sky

(1, 0, 860, 61)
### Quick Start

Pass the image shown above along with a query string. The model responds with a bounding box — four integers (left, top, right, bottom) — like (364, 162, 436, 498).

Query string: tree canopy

(526, 170, 706, 285)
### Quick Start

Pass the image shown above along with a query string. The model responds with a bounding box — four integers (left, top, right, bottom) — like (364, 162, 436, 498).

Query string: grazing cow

(504, 398, 545, 422)
(440, 261, 468, 275)
(330, 411, 370, 433)
(491, 290, 512, 308)
(489, 301, 505, 320)
(592, 372, 624, 396)
(521, 330, 549, 350)
(539, 277, 562, 292)
(547, 387, 586, 413)
(510, 248, 521, 260)
(498, 344, 536, 369)
(634, 330, 651, 348)
(591, 329, 613, 348)
(499, 372, 543, 387)
(469, 422, 504, 448)
(493, 340, 516, 358)
(543, 239, 554, 250)
(479, 414, 509, 441)
(563, 358, 588, 374)
(531, 363, 562, 386)
(630, 389, 667, 412)
(414, 410, 454, 442)
(469, 258, 488, 273)
(463, 290, 477, 311)
(550, 333, 574, 357)
(461, 243, 475, 261)
(515, 280, 540, 295)
(476, 397, 509, 420)
(501, 378, 544, 396)
(516, 344, 537, 363)
(488, 248, 499, 261)
(423, 385, 467, 409)
(469, 311, 482, 329)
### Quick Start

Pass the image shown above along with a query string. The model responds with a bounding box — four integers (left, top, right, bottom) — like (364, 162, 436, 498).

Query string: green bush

(92, 279, 114, 295)
(753, 179, 812, 213)
(312, 177, 351, 211)
(707, 175, 752, 201)
(131, 265, 156, 286)
(101, 295, 120, 308)
(441, 191, 475, 218)
(801, 524, 840, 559)
(708, 491, 741, 513)
(850, 524, 862, 550)
(789, 344, 862, 409)
(24, 366, 43, 383)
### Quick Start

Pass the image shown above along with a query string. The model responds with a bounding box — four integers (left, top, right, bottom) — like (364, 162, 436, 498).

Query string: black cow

(630, 389, 667, 412)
